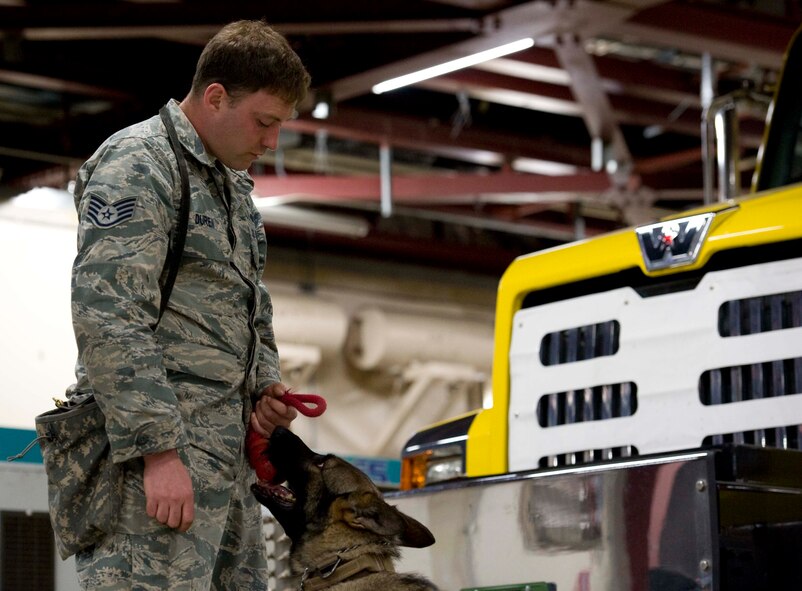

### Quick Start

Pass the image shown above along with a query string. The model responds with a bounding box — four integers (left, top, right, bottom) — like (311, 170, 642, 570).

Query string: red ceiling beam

(0, 69, 133, 100)
(509, 46, 700, 104)
(634, 147, 702, 175)
(286, 106, 592, 167)
(434, 68, 764, 146)
(629, 1, 795, 56)
(263, 223, 526, 275)
(612, 2, 796, 69)
(252, 170, 611, 203)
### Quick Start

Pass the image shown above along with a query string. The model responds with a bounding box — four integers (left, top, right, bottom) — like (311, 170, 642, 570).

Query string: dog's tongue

(267, 482, 296, 506)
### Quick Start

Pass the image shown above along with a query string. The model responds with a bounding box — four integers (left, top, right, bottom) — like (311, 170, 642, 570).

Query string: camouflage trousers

(75, 444, 268, 590)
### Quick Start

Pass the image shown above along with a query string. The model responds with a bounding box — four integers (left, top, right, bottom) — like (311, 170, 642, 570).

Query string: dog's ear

(395, 509, 436, 548)
(339, 492, 435, 548)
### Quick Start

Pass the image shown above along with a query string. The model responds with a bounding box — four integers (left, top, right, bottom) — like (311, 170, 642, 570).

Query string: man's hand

(250, 382, 298, 438)
(143, 448, 194, 532)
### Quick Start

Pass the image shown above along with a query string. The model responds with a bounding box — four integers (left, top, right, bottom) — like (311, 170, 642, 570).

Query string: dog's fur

(252, 426, 439, 590)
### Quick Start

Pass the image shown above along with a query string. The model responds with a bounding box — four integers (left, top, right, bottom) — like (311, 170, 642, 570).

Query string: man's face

(207, 88, 295, 171)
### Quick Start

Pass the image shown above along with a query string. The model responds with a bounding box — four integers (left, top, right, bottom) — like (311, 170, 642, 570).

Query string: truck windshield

(755, 27, 802, 192)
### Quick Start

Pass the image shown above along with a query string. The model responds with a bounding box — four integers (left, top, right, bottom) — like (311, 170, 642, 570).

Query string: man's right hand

(143, 448, 195, 532)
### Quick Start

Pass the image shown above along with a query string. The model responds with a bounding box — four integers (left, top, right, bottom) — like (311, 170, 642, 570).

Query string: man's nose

(262, 127, 281, 151)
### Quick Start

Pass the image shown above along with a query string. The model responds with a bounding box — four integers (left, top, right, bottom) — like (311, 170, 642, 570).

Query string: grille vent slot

(535, 381, 638, 468)
(700, 356, 802, 449)
(537, 382, 638, 428)
(539, 320, 620, 366)
(538, 446, 640, 468)
(699, 356, 802, 405)
(719, 290, 802, 337)
(703, 425, 801, 449)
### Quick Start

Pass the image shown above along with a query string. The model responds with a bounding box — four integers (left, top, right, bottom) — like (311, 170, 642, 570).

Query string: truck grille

(507, 258, 802, 473)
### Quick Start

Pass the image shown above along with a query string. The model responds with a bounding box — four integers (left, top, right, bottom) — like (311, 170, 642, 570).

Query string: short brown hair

(191, 20, 311, 105)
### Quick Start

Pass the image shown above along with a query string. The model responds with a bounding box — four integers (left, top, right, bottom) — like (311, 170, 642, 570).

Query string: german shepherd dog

(251, 426, 439, 590)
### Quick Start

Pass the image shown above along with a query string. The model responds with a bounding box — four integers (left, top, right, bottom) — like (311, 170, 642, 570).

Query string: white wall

(0, 189, 498, 458)
(0, 189, 78, 431)
(0, 190, 80, 590)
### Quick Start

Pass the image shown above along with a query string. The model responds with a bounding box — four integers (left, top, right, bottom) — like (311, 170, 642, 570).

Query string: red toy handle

(246, 391, 327, 482)
(280, 392, 327, 417)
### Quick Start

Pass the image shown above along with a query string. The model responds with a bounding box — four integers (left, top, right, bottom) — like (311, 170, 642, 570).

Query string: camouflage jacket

(71, 99, 281, 466)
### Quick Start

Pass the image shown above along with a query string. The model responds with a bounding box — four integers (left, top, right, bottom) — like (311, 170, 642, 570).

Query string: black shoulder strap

(156, 105, 191, 327)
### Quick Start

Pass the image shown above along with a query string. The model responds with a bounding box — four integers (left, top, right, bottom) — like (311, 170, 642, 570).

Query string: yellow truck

(391, 27, 802, 591)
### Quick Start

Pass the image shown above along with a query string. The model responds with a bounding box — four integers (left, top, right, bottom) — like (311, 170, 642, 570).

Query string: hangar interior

(2, 2, 802, 590)
(2, 0, 800, 464)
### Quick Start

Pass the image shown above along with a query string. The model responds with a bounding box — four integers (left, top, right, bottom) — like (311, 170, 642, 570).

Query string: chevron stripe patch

(86, 195, 138, 228)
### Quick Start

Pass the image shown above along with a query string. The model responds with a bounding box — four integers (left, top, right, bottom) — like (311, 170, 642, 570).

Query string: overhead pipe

(345, 306, 493, 373)
(270, 293, 349, 357)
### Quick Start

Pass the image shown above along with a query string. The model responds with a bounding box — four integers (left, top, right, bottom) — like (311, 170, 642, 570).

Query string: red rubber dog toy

(246, 391, 327, 482)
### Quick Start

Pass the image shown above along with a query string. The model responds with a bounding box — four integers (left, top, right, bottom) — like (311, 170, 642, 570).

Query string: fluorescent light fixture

(511, 157, 579, 176)
(311, 100, 330, 120)
(372, 37, 535, 94)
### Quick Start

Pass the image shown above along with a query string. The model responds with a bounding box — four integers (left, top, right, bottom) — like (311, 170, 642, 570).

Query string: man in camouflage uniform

(69, 20, 311, 590)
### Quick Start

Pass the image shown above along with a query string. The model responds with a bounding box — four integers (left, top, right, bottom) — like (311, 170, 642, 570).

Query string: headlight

(401, 443, 465, 490)
(400, 412, 477, 490)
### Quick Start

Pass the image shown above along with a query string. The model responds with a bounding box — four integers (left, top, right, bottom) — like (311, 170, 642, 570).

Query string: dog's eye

(314, 454, 335, 470)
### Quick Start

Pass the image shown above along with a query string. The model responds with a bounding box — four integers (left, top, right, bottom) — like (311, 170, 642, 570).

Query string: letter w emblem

(635, 213, 715, 272)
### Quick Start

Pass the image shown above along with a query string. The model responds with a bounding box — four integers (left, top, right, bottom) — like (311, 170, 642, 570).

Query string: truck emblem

(635, 212, 714, 271)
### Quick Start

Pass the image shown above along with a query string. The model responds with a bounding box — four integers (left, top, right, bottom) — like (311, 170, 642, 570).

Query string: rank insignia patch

(86, 195, 138, 228)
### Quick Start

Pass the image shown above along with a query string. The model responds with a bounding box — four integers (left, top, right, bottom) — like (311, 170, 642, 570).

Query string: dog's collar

(299, 549, 395, 590)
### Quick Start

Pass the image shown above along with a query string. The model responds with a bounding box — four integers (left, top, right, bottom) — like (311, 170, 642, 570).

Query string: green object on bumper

(461, 583, 556, 591)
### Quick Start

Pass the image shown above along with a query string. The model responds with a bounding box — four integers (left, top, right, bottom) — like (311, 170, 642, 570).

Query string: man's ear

(340, 492, 435, 548)
(202, 83, 227, 111)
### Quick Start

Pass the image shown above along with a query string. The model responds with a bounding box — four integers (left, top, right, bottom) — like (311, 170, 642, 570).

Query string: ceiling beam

(390, 204, 600, 242)
(263, 223, 527, 274)
(608, 2, 794, 69)
(17, 19, 483, 42)
(422, 68, 765, 147)
(285, 105, 593, 168)
(488, 45, 701, 108)
(553, 32, 632, 175)
(634, 147, 702, 175)
(252, 170, 611, 204)
(0, 69, 132, 99)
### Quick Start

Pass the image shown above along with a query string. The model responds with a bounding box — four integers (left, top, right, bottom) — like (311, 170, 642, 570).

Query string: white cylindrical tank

(270, 293, 349, 357)
(345, 306, 493, 372)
